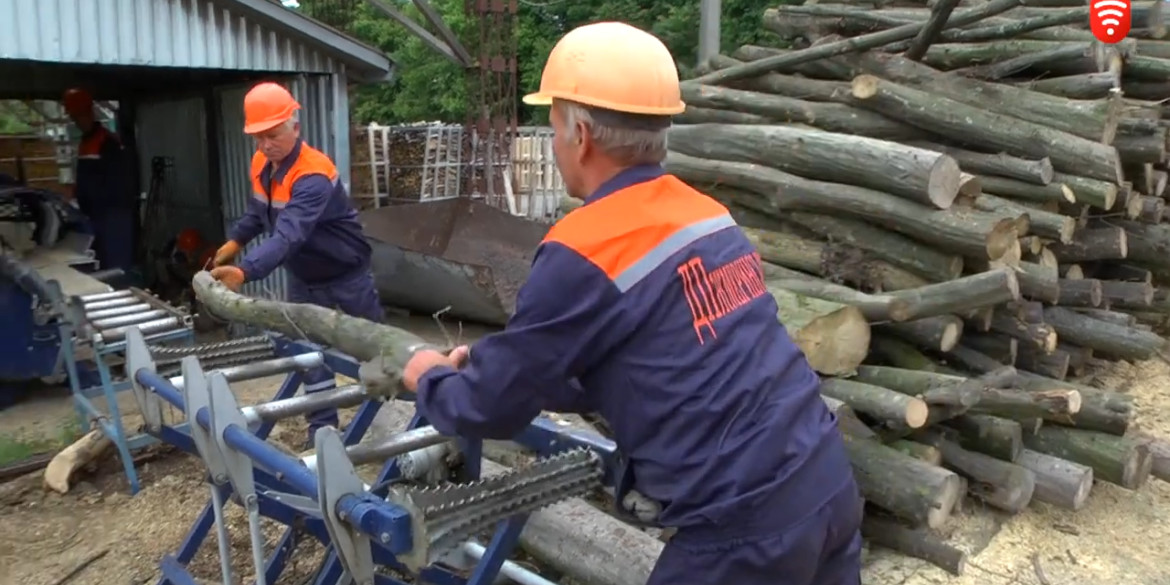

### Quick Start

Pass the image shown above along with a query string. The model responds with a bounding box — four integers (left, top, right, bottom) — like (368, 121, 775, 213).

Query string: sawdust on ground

(0, 356, 1169, 584)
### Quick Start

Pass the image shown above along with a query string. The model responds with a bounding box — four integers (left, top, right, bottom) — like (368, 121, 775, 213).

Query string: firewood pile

(668, 0, 1170, 575)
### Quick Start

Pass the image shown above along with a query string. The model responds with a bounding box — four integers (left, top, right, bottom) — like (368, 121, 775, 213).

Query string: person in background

(209, 82, 383, 446)
(62, 88, 136, 273)
(398, 22, 862, 585)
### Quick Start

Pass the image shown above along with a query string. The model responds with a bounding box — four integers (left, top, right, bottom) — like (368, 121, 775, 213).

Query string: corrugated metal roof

(0, 0, 393, 78)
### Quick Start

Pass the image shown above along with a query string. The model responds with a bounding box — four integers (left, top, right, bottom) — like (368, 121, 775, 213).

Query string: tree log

(820, 378, 929, 428)
(1014, 449, 1093, 510)
(1016, 262, 1061, 303)
(669, 124, 960, 208)
(967, 193, 1075, 243)
(943, 414, 1023, 461)
(884, 268, 1020, 320)
(1051, 228, 1129, 263)
(666, 152, 1021, 262)
(1013, 72, 1121, 99)
(780, 211, 964, 281)
(764, 265, 912, 322)
(842, 434, 963, 528)
(969, 387, 1082, 421)
(1015, 346, 1071, 379)
(920, 431, 1036, 513)
(1099, 280, 1156, 310)
(769, 287, 872, 375)
(877, 315, 964, 352)
(44, 429, 112, 494)
(704, 55, 849, 101)
(868, 335, 961, 374)
(977, 175, 1072, 203)
(674, 106, 772, 125)
(678, 85, 925, 140)
(861, 515, 966, 576)
(1056, 278, 1103, 307)
(960, 332, 1018, 364)
(1135, 435, 1170, 483)
(888, 439, 944, 465)
(1022, 426, 1153, 489)
(987, 309, 1057, 353)
(744, 226, 928, 293)
(1043, 305, 1170, 361)
(908, 141, 1054, 185)
(849, 75, 1122, 183)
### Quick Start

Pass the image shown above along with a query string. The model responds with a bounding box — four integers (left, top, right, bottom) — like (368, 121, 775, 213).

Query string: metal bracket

(260, 489, 320, 516)
(183, 357, 236, 585)
(207, 371, 269, 585)
(126, 327, 164, 431)
(316, 426, 376, 585)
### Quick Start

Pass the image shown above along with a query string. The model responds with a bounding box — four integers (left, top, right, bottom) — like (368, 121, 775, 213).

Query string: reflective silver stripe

(77, 154, 102, 160)
(269, 199, 288, 209)
(251, 192, 266, 202)
(304, 380, 336, 392)
(612, 214, 738, 293)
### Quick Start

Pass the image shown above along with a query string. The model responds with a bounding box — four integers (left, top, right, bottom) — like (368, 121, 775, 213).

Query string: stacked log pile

(670, 0, 1170, 575)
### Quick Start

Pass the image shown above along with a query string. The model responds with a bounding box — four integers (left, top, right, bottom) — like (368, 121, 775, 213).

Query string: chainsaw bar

(387, 447, 602, 570)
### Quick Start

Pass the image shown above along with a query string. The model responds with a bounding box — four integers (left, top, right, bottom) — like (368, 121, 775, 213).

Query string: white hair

(559, 101, 668, 165)
(284, 114, 300, 131)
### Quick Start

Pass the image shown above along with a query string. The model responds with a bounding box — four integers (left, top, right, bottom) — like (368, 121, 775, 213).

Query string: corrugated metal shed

(0, 0, 393, 80)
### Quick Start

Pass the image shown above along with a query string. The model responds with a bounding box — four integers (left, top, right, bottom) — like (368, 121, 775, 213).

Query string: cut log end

(938, 320, 962, 352)
(1059, 184, 1075, 204)
(987, 219, 1022, 264)
(930, 156, 963, 209)
(927, 474, 964, 529)
(792, 304, 872, 376)
(851, 74, 881, 100)
(906, 398, 930, 428)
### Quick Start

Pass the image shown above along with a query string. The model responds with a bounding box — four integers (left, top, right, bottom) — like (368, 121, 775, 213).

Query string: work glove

(213, 241, 241, 267)
(209, 265, 246, 292)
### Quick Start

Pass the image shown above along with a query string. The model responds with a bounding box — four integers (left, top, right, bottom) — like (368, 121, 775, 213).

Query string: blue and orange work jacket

(416, 164, 854, 531)
(74, 122, 133, 216)
(228, 139, 371, 285)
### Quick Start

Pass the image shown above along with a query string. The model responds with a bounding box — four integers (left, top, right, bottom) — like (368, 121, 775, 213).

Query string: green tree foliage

(297, 0, 785, 125)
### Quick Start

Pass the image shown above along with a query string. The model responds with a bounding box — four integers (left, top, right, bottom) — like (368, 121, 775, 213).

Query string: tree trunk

(849, 74, 1122, 183)
(888, 440, 944, 465)
(861, 515, 967, 576)
(884, 268, 1020, 319)
(943, 414, 1023, 462)
(966, 193, 1076, 243)
(842, 434, 963, 528)
(1056, 278, 1103, 307)
(768, 287, 872, 375)
(987, 310, 1058, 353)
(1054, 174, 1117, 210)
(678, 84, 925, 140)
(668, 124, 961, 208)
(1099, 281, 1156, 310)
(920, 432, 1036, 513)
(977, 175, 1073, 204)
(819, 378, 930, 428)
(877, 315, 964, 351)
(1043, 306, 1170, 361)
(674, 106, 772, 125)
(1013, 72, 1121, 99)
(960, 332, 1018, 364)
(744, 226, 928, 293)
(969, 387, 1082, 421)
(703, 55, 850, 102)
(764, 265, 912, 322)
(1014, 449, 1094, 510)
(1022, 426, 1153, 489)
(907, 141, 1054, 185)
(665, 152, 1021, 262)
(1015, 346, 1072, 379)
(1050, 227, 1128, 263)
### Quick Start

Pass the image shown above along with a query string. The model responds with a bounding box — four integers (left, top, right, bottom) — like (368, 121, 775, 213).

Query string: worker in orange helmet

(209, 82, 382, 446)
(63, 88, 137, 273)
(400, 22, 861, 585)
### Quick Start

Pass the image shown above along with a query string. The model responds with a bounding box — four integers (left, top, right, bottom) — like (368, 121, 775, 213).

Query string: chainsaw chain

(387, 448, 602, 562)
(153, 344, 276, 367)
(156, 349, 278, 377)
(148, 336, 272, 357)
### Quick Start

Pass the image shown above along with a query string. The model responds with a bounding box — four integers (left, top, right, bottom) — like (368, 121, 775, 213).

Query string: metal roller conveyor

(300, 425, 450, 474)
(241, 384, 369, 426)
(82, 295, 141, 311)
(90, 308, 168, 330)
(95, 316, 185, 343)
(85, 302, 152, 320)
(79, 289, 134, 303)
(167, 352, 325, 391)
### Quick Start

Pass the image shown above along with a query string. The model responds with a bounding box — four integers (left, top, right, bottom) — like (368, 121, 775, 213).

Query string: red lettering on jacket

(677, 251, 767, 344)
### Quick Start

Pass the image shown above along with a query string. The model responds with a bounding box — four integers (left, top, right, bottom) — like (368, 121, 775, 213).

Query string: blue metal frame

(137, 334, 618, 585)
(59, 319, 195, 494)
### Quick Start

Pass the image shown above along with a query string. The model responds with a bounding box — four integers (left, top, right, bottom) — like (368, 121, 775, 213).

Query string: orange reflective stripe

(250, 144, 339, 207)
(544, 175, 735, 292)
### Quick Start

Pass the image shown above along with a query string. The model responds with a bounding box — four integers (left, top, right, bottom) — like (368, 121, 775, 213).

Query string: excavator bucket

(360, 198, 551, 326)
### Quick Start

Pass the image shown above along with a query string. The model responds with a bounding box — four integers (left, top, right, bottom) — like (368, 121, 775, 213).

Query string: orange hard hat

(243, 82, 300, 134)
(62, 88, 94, 117)
(523, 22, 684, 116)
(176, 228, 204, 254)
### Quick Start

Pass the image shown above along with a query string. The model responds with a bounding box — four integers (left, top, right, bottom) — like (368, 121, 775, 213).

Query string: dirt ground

(1, 326, 1169, 584)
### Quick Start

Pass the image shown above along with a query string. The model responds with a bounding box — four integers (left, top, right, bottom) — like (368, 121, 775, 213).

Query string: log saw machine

(122, 325, 620, 585)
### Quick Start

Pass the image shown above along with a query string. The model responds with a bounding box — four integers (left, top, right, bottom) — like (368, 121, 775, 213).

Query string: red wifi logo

(1091, 0, 1131, 44)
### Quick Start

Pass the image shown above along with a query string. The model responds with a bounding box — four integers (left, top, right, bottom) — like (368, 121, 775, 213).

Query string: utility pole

(698, 0, 722, 64)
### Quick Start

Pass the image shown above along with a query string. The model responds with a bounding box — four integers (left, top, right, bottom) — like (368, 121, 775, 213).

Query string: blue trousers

(288, 270, 384, 438)
(650, 482, 863, 585)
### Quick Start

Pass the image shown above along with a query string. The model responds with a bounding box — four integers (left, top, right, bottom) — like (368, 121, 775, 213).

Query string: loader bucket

(359, 198, 551, 326)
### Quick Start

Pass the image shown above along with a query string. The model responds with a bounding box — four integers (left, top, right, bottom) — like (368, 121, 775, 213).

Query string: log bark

(969, 387, 1082, 421)
(967, 193, 1076, 243)
(907, 141, 1054, 185)
(960, 332, 1018, 364)
(689, 0, 1022, 85)
(768, 287, 872, 375)
(703, 55, 849, 101)
(823, 395, 879, 439)
(943, 414, 1023, 461)
(877, 315, 963, 352)
(1135, 435, 1170, 483)
(1055, 172, 1119, 210)
(861, 515, 966, 576)
(1051, 228, 1129, 263)
(1015, 346, 1071, 379)
(1022, 426, 1153, 489)
(841, 434, 963, 528)
(1015, 262, 1061, 303)
(884, 268, 1020, 319)
(744, 226, 928, 293)
(1099, 280, 1155, 310)
(1013, 72, 1121, 99)
(674, 106, 771, 125)
(780, 211, 964, 281)
(669, 124, 960, 208)
(1056, 278, 1103, 307)
(677, 85, 925, 140)
(888, 440, 944, 465)
(1043, 305, 1170, 361)
(987, 309, 1057, 353)
(868, 335, 961, 374)
(1011, 373, 1134, 436)
(851, 365, 1012, 410)
(904, 0, 963, 61)
(819, 378, 930, 428)
(830, 51, 1122, 144)
(764, 265, 912, 322)
(666, 152, 1021, 262)
(849, 75, 1122, 183)
(920, 431, 1036, 513)
(1014, 449, 1094, 510)
(44, 429, 113, 494)
(977, 175, 1072, 203)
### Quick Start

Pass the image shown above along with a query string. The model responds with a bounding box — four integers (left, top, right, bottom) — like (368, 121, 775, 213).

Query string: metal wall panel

(213, 74, 347, 302)
(134, 97, 218, 250)
(0, 0, 339, 73)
